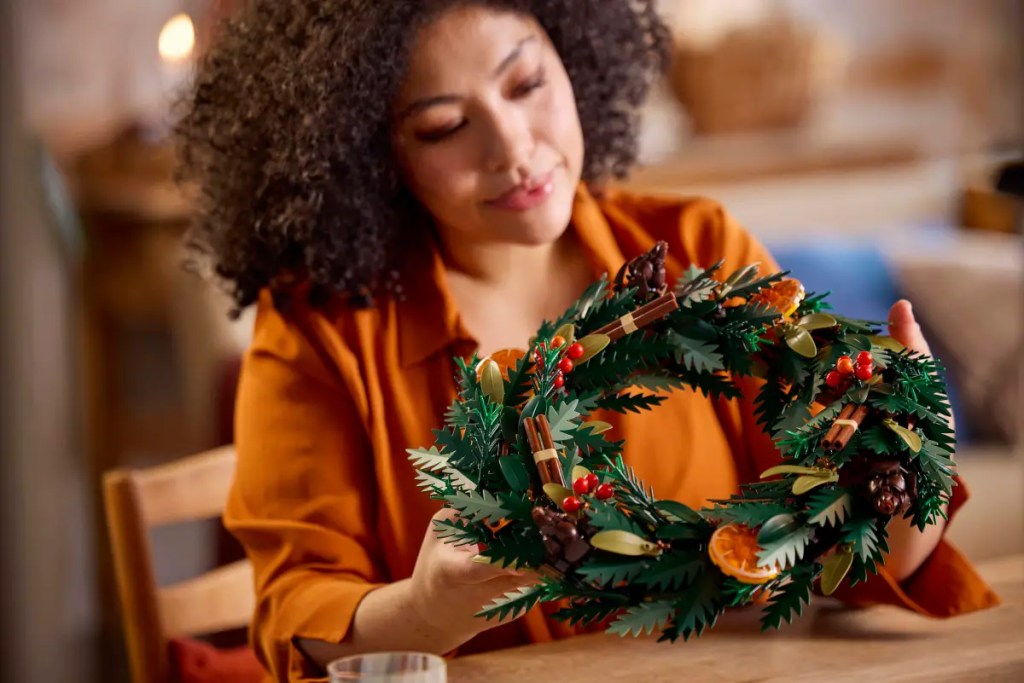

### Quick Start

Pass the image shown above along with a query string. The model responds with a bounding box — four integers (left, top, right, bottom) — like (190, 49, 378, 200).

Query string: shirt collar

(396, 183, 626, 368)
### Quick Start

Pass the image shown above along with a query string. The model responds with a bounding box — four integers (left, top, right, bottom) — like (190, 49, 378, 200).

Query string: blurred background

(1, 0, 1021, 681)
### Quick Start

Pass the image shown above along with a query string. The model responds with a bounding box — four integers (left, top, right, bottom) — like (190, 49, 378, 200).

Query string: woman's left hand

(880, 299, 950, 581)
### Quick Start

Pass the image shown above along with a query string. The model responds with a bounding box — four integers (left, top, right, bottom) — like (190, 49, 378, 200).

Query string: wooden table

(448, 555, 1024, 682)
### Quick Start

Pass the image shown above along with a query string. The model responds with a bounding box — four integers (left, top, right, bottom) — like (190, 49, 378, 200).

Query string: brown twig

(594, 292, 679, 341)
(525, 416, 565, 486)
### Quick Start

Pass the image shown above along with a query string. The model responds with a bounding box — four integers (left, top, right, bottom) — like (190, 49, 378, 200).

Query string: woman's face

(393, 5, 585, 248)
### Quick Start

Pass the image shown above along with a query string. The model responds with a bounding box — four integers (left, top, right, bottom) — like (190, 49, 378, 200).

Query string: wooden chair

(104, 446, 255, 683)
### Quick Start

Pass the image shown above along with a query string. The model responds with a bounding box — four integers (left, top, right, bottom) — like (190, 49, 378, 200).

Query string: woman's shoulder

(247, 283, 374, 385)
(595, 186, 778, 275)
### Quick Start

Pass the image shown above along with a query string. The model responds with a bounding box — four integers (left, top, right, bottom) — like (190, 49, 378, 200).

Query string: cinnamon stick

(595, 292, 679, 341)
(822, 404, 869, 453)
(524, 416, 565, 486)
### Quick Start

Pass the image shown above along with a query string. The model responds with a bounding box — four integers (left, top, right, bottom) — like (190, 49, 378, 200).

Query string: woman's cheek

(408, 149, 476, 209)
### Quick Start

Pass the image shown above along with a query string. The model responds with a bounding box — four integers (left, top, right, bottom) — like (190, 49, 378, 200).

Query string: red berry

(558, 357, 575, 374)
(836, 356, 855, 375)
(553, 372, 565, 388)
(585, 473, 600, 491)
(551, 335, 566, 349)
(825, 371, 842, 388)
(562, 496, 582, 513)
(595, 483, 614, 500)
(567, 342, 585, 360)
(855, 365, 873, 381)
(573, 477, 592, 495)
(856, 351, 874, 367)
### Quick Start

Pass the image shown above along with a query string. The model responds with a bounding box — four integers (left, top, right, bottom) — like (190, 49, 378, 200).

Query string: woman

(177, 1, 998, 680)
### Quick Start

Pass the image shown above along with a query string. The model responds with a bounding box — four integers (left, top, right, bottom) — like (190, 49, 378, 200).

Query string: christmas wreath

(408, 242, 955, 640)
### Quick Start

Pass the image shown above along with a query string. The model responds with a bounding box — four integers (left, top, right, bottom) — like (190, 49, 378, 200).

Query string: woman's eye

(415, 120, 467, 143)
(512, 70, 547, 98)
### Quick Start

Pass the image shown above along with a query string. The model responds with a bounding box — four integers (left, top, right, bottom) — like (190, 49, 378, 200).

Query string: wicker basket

(670, 19, 826, 135)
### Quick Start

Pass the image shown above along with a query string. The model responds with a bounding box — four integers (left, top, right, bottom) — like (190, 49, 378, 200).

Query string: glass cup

(327, 652, 447, 683)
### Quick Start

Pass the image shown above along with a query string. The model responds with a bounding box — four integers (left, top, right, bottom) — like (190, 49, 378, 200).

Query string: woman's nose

(483, 108, 534, 174)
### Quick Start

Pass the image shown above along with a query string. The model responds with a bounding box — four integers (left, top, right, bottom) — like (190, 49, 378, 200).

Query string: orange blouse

(225, 185, 1000, 682)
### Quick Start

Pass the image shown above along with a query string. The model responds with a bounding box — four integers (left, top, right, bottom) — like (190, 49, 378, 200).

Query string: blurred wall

(1, 1, 98, 681)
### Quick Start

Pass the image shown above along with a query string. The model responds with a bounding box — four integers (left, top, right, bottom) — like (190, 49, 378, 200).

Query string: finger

(887, 299, 931, 356)
(447, 549, 525, 584)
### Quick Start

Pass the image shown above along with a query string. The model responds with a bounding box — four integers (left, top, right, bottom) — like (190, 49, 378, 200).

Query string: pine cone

(865, 460, 916, 516)
(532, 506, 591, 570)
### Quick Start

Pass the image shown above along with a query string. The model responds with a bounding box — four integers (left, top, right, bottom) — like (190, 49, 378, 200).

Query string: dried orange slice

(476, 348, 526, 381)
(752, 278, 806, 318)
(708, 523, 781, 585)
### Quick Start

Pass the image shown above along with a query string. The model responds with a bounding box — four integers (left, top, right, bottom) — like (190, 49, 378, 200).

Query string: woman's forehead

(400, 6, 542, 92)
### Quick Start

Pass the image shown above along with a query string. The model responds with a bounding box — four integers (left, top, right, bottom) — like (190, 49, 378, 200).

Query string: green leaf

(841, 517, 884, 565)
(760, 565, 814, 630)
(760, 464, 827, 478)
(792, 472, 838, 495)
(669, 569, 723, 639)
(445, 490, 511, 524)
(596, 391, 667, 414)
(703, 503, 792, 528)
(785, 327, 818, 358)
(546, 399, 581, 443)
(820, 546, 854, 595)
(483, 528, 547, 569)
(757, 525, 813, 570)
(636, 550, 704, 591)
(587, 502, 646, 536)
(859, 425, 901, 456)
(407, 446, 450, 472)
(667, 331, 725, 373)
(476, 584, 547, 621)
(883, 418, 923, 453)
(796, 313, 838, 330)
(415, 469, 447, 496)
(757, 513, 800, 546)
(806, 488, 853, 527)
(607, 601, 675, 637)
(432, 517, 486, 547)
(576, 556, 648, 586)
(498, 454, 530, 492)
(590, 530, 662, 557)
(478, 358, 505, 404)
(654, 500, 705, 525)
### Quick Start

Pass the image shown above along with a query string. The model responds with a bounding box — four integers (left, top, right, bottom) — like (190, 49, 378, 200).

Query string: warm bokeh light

(158, 13, 195, 63)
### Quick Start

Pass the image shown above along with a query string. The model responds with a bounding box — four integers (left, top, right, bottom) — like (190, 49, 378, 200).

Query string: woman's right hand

(407, 508, 540, 645)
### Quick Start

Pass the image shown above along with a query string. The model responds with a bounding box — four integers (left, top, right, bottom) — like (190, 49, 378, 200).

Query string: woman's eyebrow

(397, 35, 538, 121)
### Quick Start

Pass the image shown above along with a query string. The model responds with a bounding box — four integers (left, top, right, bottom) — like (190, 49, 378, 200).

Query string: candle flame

(159, 13, 195, 64)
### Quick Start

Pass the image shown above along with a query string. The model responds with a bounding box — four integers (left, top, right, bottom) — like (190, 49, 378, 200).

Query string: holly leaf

(546, 399, 581, 443)
(757, 525, 813, 570)
(636, 550, 704, 591)
(476, 584, 547, 622)
(576, 556, 649, 586)
(444, 490, 511, 524)
(407, 446, 450, 472)
(806, 488, 853, 527)
(665, 569, 723, 640)
(667, 331, 725, 373)
(608, 601, 675, 637)
(760, 565, 814, 631)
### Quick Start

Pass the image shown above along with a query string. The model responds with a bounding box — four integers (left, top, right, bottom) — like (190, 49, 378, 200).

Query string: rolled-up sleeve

(225, 293, 386, 681)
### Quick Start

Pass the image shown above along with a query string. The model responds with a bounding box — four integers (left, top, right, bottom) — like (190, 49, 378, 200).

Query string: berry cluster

(535, 335, 586, 389)
(562, 473, 614, 513)
(825, 351, 874, 391)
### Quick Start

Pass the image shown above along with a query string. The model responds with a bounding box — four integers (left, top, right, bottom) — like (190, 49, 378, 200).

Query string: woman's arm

(297, 510, 535, 669)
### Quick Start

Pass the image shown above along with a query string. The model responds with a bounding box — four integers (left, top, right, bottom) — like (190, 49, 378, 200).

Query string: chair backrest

(104, 446, 254, 683)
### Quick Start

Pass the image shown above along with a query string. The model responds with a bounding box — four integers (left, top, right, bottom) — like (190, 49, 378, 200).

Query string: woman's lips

(487, 171, 556, 211)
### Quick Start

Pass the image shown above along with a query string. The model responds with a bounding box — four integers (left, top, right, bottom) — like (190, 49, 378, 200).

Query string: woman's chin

(487, 197, 575, 246)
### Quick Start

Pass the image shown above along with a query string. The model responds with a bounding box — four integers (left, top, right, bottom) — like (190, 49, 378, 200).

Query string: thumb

(887, 300, 931, 356)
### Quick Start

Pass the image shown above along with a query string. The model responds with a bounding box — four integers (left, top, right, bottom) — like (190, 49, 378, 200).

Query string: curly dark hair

(176, 0, 671, 314)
